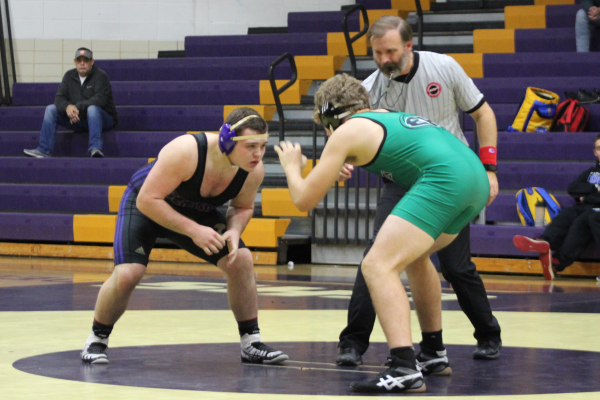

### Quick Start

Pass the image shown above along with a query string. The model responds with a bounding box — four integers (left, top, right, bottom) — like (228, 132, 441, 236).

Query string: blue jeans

(37, 104, 115, 155)
(576, 8, 600, 52)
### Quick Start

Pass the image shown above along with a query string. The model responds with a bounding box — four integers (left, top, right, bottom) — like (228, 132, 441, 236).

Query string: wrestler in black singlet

(113, 133, 249, 266)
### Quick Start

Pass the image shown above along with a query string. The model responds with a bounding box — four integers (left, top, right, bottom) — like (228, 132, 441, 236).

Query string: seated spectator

(576, 0, 600, 52)
(514, 134, 600, 280)
(24, 48, 118, 158)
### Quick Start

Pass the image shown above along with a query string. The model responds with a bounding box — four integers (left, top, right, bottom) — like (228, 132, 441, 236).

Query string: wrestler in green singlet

(351, 111, 489, 238)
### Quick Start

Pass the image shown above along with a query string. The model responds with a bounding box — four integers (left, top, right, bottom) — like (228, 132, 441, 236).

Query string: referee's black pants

(540, 204, 600, 271)
(338, 182, 501, 355)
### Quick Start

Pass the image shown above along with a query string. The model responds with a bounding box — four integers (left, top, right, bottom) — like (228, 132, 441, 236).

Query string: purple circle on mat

(12, 342, 600, 396)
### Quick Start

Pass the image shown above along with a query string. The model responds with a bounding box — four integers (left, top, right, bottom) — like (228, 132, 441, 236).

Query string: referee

(336, 16, 502, 367)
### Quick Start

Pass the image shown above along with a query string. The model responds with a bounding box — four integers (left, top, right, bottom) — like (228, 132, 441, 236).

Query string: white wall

(9, 0, 356, 40)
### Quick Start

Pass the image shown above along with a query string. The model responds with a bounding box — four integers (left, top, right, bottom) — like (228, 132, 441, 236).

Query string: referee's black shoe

(473, 337, 502, 359)
(336, 347, 363, 366)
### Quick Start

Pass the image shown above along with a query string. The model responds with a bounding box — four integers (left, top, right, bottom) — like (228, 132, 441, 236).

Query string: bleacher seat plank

(261, 189, 308, 217)
(0, 183, 109, 213)
(504, 5, 546, 29)
(13, 81, 262, 107)
(0, 243, 279, 266)
(185, 33, 328, 57)
(474, 257, 600, 278)
(447, 53, 483, 79)
(327, 32, 368, 56)
(473, 29, 515, 54)
(0, 212, 73, 241)
(95, 57, 294, 82)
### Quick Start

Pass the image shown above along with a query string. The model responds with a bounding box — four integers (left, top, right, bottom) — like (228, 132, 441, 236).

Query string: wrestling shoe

(81, 335, 109, 364)
(473, 337, 502, 360)
(351, 357, 425, 393)
(416, 349, 452, 375)
(241, 341, 289, 364)
(336, 347, 363, 366)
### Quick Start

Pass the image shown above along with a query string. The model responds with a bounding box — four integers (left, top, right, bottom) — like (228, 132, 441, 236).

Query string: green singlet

(350, 111, 489, 239)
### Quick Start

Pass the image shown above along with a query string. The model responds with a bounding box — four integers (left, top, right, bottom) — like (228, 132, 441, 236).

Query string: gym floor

(1, 255, 600, 399)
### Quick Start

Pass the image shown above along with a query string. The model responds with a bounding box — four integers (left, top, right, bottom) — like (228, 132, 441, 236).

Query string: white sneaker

(81, 333, 109, 364)
(240, 333, 288, 364)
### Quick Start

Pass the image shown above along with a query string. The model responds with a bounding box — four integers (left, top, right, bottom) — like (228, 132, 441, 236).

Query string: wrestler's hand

(192, 225, 225, 256)
(338, 163, 354, 182)
(274, 141, 304, 173)
(221, 229, 239, 267)
(486, 171, 499, 206)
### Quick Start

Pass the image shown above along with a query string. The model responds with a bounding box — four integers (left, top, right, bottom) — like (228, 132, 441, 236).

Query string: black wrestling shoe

(336, 347, 363, 366)
(473, 337, 502, 360)
(416, 349, 452, 375)
(81, 339, 109, 364)
(241, 341, 289, 364)
(350, 357, 425, 393)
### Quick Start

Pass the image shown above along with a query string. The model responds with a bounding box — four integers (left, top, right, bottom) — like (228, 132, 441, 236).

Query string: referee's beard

(377, 50, 411, 79)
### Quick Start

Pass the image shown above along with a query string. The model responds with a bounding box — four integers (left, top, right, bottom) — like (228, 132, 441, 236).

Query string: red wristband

(479, 146, 497, 165)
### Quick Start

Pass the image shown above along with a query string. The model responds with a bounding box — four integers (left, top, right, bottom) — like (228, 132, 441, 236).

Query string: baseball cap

(75, 48, 93, 60)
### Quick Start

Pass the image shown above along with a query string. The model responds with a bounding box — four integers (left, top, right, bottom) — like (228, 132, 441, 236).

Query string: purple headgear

(218, 115, 268, 155)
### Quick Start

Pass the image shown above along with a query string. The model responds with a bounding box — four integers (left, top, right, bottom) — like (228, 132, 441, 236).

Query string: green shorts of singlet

(391, 161, 489, 239)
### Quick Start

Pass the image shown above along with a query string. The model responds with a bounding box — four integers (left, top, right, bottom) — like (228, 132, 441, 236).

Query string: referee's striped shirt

(362, 51, 485, 146)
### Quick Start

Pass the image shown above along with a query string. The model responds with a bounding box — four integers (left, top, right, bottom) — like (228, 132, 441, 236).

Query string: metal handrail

(4, 0, 16, 88)
(268, 53, 297, 142)
(342, 4, 369, 78)
(414, 0, 424, 51)
(0, 0, 15, 105)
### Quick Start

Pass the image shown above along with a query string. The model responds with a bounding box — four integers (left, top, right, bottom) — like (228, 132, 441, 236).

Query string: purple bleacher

(486, 193, 575, 224)
(356, 0, 392, 9)
(498, 161, 588, 191)
(483, 53, 600, 78)
(12, 81, 260, 107)
(515, 28, 575, 53)
(0, 212, 73, 241)
(184, 33, 328, 58)
(0, 131, 180, 157)
(496, 132, 598, 160)
(0, 131, 39, 156)
(287, 11, 360, 33)
(0, 158, 148, 184)
(465, 103, 600, 132)
(348, 161, 587, 190)
(0, 107, 45, 130)
(471, 224, 600, 259)
(117, 105, 223, 131)
(0, 184, 109, 213)
(546, 5, 578, 28)
(473, 77, 600, 104)
(94, 57, 293, 82)
(346, 169, 383, 188)
(0, 106, 224, 131)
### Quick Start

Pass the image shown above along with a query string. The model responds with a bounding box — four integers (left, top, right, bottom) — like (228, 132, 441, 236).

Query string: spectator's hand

(486, 171, 499, 206)
(338, 163, 354, 182)
(66, 105, 79, 124)
(221, 230, 239, 268)
(191, 225, 225, 256)
(589, 6, 599, 20)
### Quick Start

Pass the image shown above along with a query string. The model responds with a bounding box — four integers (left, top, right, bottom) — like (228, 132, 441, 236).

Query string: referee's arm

(469, 101, 499, 206)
